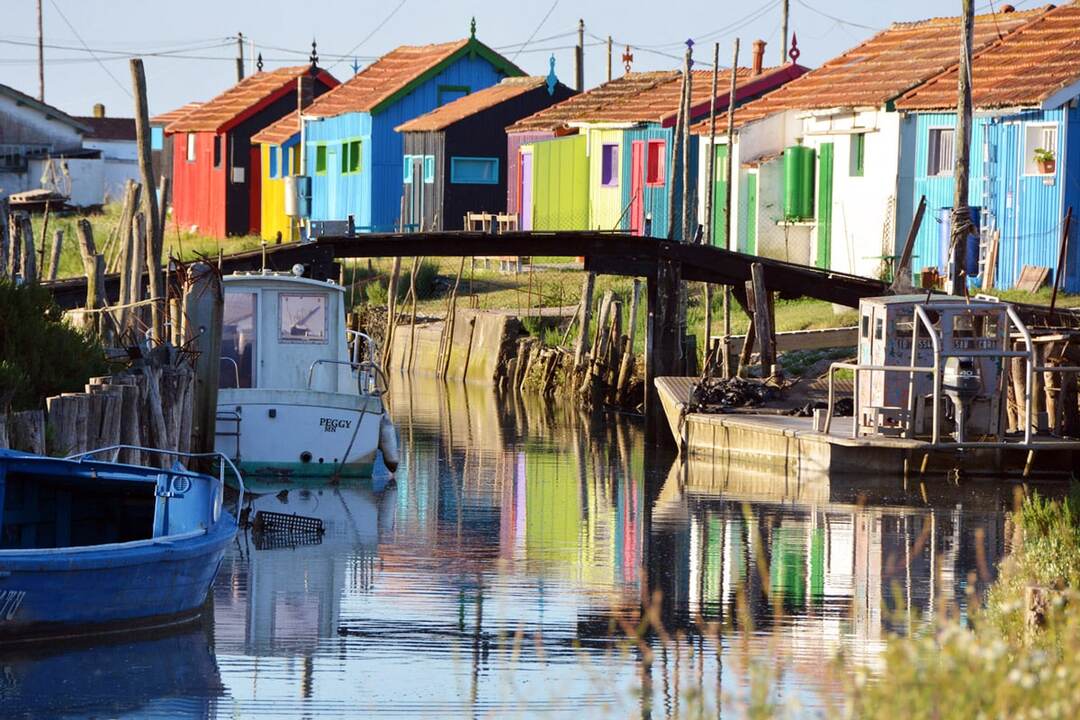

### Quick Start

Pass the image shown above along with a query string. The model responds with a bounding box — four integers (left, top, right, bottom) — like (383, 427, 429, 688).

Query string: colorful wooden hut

(297, 25, 523, 233)
(895, 3, 1080, 292)
(164, 66, 338, 238)
(150, 102, 201, 205)
(394, 75, 573, 230)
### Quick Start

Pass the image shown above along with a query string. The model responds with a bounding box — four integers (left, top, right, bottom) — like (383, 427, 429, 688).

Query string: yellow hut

(251, 112, 302, 242)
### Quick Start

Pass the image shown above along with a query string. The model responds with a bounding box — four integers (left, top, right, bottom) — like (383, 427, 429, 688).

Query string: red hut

(165, 66, 337, 238)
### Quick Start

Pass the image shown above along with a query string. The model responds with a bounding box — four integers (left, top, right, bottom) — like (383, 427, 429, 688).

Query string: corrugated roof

(692, 6, 1050, 134)
(0, 82, 89, 133)
(303, 38, 523, 118)
(165, 67, 338, 133)
(395, 77, 549, 132)
(585, 64, 804, 124)
(897, 3, 1080, 110)
(151, 102, 202, 126)
(74, 116, 136, 141)
(506, 72, 679, 133)
(251, 111, 300, 145)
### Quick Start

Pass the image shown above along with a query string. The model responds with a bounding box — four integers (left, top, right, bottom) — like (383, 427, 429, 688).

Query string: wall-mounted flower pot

(1039, 158, 1056, 175)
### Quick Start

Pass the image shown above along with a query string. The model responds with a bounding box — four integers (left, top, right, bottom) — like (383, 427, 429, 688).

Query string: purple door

(520, 150, 533, 231)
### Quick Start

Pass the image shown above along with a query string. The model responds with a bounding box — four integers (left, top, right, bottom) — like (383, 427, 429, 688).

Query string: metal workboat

(0, 446, 241, 643)
(215, 269, 396, 480)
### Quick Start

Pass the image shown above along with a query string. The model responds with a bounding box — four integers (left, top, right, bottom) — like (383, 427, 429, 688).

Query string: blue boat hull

(0, 516, 236, 643)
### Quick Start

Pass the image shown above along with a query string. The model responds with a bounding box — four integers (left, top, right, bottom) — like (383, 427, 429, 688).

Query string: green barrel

(783, 145, 816, 220)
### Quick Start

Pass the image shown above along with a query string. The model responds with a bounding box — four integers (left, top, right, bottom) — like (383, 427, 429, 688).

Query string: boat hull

(217, 388, 383, 480)
(0, 518, 235, 643)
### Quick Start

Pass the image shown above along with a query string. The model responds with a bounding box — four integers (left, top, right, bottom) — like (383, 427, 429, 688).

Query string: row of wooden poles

(0, 200, 65, 283)
(506, 272, 643, 406)
(0, 364, 195, 469)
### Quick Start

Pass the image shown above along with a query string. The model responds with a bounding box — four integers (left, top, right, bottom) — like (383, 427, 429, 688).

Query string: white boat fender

(379, 414, 400, 473)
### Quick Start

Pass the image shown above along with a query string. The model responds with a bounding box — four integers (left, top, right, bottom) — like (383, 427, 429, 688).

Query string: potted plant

(1034, 147, 1056, 175)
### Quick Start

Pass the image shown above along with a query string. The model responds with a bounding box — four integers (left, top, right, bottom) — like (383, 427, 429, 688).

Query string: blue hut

(897, 3, 1080, 291)
(299, 25, 522, 233)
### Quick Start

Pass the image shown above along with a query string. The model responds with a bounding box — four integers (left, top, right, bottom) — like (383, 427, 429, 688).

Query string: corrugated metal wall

(530, 134, 588, 230)
(620, 126, 696, 239)
(305, 113, 372, 228)
(507, 131, 553, 217)
(259, 140, 298, 241)
(910, 108, 1078, 291)
(587, 127, 626, 231)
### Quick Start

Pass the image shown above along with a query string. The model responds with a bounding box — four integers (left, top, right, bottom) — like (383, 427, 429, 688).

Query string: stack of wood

(0, 359, 195, 469)
(0, 200, 59, 285)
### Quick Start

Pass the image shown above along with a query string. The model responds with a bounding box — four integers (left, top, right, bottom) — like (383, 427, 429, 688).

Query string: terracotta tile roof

(73, 116, 136, 141)
(692, 6, 1051, 134)
(586, 64, 805, 125)
(251, 111, 300, 145)
(506, 72, 678, 133)
(151, 102, 201, 126)
(165, 67, 338, 133)
(395, 77, 551, 132)
(304, 39, 522, 118)
(897, 3, 1080, 110)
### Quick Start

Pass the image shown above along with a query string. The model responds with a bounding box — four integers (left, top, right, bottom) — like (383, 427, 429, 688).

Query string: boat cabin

(220, 271, 364, 395)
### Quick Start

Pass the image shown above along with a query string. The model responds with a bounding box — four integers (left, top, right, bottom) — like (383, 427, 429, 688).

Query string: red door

(630, 140, 645, 235)
(248, 147, 261, 236)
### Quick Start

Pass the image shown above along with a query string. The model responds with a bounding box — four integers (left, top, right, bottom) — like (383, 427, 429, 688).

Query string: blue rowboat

(0, 445, 243, 644)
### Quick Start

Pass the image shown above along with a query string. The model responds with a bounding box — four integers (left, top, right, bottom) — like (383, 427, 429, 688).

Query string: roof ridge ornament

(622, 45, 634, 75)
(686, 38, 695, 69)
(546, 55, 558, 95)
(788, 33, 800, 63)
(309, 39, 319, 76)
(256, 52, 264, 73)
(470, 17, 477, 40)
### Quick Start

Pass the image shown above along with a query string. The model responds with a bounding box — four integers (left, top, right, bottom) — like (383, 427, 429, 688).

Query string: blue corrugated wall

(305, 54, 508, 230)
(620, 126, 697, 240)
(909, 107, 1080, 292)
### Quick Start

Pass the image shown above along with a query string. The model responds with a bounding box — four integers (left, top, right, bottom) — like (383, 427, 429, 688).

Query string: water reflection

(1, 376, 1055, 717)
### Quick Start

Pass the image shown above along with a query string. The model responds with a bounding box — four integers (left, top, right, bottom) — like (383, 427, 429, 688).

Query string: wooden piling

(10, 410, 45, 454)
(573, 272, 596, 369)
(47, 229, 63, 281)
(383, 257, 402, 368)
(616, 278, 641, 402)
(0, 198, 9, 278)
(19, 214, 36, 284)
(645, 259, 682, 446)
(46, 395, 77, 456)
(750, 263, 776, 377)
(183, 262, 224, 467)
(131, 58, 163, 343)
(9, 212, 22, 279)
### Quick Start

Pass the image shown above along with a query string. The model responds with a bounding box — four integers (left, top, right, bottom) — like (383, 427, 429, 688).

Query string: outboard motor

(943, 357, 981, 442)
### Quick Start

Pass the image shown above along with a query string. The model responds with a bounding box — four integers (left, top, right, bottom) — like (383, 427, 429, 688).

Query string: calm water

(2, 378, 1043, 718)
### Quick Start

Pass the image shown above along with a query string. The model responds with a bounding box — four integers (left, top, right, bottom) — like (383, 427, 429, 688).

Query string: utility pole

(950, 0, 974, 296)
(722, 39, 740, 378)
(36, 0, 44, 101)
(780, 0, 789, 64)
(575, 19, 585, 91)
(236, 31, 245, 82)
(607, 36, 613, 83)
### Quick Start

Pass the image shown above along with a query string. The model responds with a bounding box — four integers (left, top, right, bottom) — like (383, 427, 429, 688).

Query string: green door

(745, 173, 757, 255)
(816, 142, 834, 269)
(711, 144, 728, 247)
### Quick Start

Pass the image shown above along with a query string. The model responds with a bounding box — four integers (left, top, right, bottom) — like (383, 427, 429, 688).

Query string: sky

(0, 0, 1037, 118)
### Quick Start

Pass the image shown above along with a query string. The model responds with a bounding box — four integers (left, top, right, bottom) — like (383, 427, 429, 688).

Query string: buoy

(378, 414, 399, 473)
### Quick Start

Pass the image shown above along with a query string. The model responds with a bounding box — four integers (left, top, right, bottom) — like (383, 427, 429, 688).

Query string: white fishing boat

(214, 267, 397, 480)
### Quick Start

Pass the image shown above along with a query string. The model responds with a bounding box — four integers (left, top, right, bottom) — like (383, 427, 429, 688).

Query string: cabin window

(268, 147, 278, 178)
(186, 133, 196, 162)
(850, 133, 865, 177)
(222, 292, 257, 388)
(451, 157, 499, 184)
(279, 293, 328, 343)
(213, 135, 222, 168)
(315, 144, 327, 175)
(1024, 123, 1057, 175)
(290, 145, 301, 175)
(403, 154, 414, 183)
(601, 143, 619, 187)
(646, 140, 665, 186)
(437, 84, 470, 106)
(347, 140, 361, 173)
(151, 126, 163, 151)
(927, 128, 954, 176)
(424, 155, 435, 184)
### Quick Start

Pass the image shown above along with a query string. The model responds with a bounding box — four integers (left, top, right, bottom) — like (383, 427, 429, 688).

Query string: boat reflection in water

(0, 621, 224, 719)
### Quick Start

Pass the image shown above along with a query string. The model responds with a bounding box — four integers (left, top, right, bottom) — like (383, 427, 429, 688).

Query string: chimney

(92, 102, 106, 118)
(752, 40, 766, 75)
(297, 75, 314, 114)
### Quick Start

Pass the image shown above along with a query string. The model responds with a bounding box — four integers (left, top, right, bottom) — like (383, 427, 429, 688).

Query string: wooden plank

(1016, 265, 1050, 294)
(751, 263, 776, 377)
(717, 326, 858, 355)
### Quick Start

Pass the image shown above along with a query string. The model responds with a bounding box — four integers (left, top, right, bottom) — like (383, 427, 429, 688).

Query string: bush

(0, 279, 107, 411)
(398, 259, 439, 301)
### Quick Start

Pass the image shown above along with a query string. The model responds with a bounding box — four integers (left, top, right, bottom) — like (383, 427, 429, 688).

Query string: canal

(2, 377, 1040, 718)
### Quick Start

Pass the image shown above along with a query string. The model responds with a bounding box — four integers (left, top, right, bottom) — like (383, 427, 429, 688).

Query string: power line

(511, 0, 561, 62)
(327, 0, 409, 71)
(47, 0, 131, 97)
(796, 1, 884, 31)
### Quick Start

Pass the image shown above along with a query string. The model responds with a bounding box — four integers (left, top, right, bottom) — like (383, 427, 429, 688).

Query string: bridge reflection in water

(3, 377, 1039, 717)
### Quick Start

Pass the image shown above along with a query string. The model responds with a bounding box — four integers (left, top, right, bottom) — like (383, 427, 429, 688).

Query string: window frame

(437, 84, 471, 106)
(850, 133, 865, 177)
(314, 144, 328, 175)
(186, 133, 196, 163)
(278, 293, 329, 345)
(450, 156, 500, 185)
(221, 291, 258, 389)
(212, 135, 222, 168)
(1023, 122, 1058, 176)
(268, 146, 278, 179)
(347, 140, 361, 174)
(423, 155, 435, 184)
(646, 140, 666, 186)
(600, 143, 620, 187)
(403, 154, 414, 183)
(926, 127, 955, 177)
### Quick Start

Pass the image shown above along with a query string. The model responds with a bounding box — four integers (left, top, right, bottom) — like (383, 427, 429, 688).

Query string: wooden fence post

(573, 272, 596, 369)
(131, 58, 163, 344)
(19, 214, 36, 284)
(47, 229, 63, 281)
(750, 262, 777, 378)
(183, 262, 223, 468)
